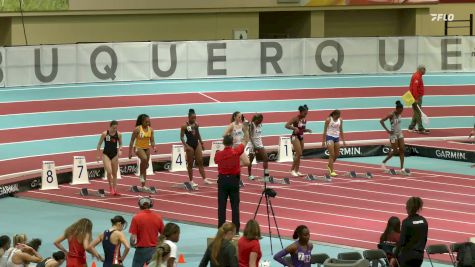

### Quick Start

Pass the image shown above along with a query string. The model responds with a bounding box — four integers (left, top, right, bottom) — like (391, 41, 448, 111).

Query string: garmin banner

(1, 36, 475, 87)
(408, 145, 475, 163)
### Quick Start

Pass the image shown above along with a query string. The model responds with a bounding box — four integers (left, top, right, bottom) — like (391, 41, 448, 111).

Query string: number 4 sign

(170, 145, 187, 172)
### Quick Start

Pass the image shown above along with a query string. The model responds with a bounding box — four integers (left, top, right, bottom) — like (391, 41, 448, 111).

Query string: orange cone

(91, 261, 97, 267)
(178, 254, 186, 263)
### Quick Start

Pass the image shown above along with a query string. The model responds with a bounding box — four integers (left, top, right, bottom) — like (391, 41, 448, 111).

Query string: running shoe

(139, 175, 145, 183)
(291, 170, 299, 177)
(330, 171, 338, 177)
(400, 168, 409, 176)
(191, 181, 199, 188)
(297, 172, 305, 176)
(203, 178, 213, 185)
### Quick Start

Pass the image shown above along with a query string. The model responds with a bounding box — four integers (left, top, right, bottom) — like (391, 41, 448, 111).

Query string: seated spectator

(147, 243, 171, 267)
(54, 218, 103, 267)
(37, 251, 66, 267)
(2, 234, 42, 267)
(397, 197, 428, 267)
(90, 215, 130, 267)
(379, 216, 400, 267)
(27, 238, 42, 252)
(238, 220, 262, 267)
(274, 225, 313, 267)
(199, 222, 238, 267)
(0, 236, 11, 258)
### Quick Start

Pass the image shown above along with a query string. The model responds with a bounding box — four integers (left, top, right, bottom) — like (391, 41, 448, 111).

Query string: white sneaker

(400, 168, 409, 176)
(381, 163, 387, 171)
(248, 175, 255, 181)
(297, 171, 305, 176)
(291, 170, 299, 177)
(203, 178, 213, 185)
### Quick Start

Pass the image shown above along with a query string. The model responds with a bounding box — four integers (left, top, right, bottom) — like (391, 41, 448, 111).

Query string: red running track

(0, 107, 470, 143)
(0, 128, 471, 177)
(2, 85, 474, 115)
(407, 140, 475, 152)
(18, 159, 475, 252)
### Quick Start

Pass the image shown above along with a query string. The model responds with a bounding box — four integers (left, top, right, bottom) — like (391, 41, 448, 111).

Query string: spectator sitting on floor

(379, 216, 401, 267)
(36, 251, 66, 267)
(27, 238, 42, 252)
(1, 234, 42, 267)
(199, 222, 238, 267)
(0, 236, 11, 258)
(238, 220, 262, 267)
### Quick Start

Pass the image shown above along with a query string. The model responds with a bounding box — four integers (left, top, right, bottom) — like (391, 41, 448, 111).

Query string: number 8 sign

(41, 161, 59, 190)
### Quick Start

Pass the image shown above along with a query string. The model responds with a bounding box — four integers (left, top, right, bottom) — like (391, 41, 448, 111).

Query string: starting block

(172, 182, 198, 191)
(79, 188, 105, 197)
(257, 176, 290, 185)
(305, 174, 332, 182)
(346, 171, 373, 179)
(130, 186, 157, 193)
(385, 168, 411, 176)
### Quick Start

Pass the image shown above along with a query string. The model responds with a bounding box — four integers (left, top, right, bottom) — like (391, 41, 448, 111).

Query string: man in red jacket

(408, 65, 430, 134)
(215, 135, 244, 234)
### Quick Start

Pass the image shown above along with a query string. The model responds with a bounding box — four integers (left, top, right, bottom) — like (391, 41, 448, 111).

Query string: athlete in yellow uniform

(128, 114, 156, 192)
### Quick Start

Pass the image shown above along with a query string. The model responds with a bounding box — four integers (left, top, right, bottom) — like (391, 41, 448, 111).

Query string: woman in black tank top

(180, 109, 212, 188)
(97, 120, 123, 196)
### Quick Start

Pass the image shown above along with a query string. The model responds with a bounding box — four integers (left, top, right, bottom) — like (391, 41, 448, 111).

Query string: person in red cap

(129, 197, 164, 267)
(408, 65, 430, 134)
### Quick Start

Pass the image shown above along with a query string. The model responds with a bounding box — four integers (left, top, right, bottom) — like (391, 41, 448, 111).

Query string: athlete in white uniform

(247, 114, 270, 180)
(224, 111, 250, 167)
(322, 110, 346, 177)
(381, 101, 408, 173)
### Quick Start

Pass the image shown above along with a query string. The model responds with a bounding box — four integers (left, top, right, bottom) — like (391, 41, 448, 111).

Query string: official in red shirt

(215, 135, 244, 234)
(408, 65, 429, 133)
(129, 196, 164, 267)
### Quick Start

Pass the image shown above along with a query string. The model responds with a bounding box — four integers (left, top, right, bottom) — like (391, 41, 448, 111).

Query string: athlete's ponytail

(211, 223, 236, 265)
(298, 105, 309, 113)
(151, 243, 171, 266)
(395, 100, 403, 109)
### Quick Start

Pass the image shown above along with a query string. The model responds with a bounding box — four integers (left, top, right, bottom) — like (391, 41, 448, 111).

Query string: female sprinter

(247, 114, 270, 181)
(322, 110, 346, 177)
(128, 114, 157, 192)
(180, 109, 212, 187)
(380, 101, 408, 174)
(54, 218, 103, 267)
(285, 105, 312, 177)
(97, 120, 122, 196)
(90, 216, 130, 267)
(224, 111, 250, 167)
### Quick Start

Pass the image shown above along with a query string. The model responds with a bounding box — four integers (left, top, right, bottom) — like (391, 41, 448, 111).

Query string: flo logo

(430, 14, 454, 22)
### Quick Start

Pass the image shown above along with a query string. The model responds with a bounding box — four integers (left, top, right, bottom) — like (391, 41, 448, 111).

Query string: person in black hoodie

(397, 196, 428, 267)
(199, 223, 238, 267)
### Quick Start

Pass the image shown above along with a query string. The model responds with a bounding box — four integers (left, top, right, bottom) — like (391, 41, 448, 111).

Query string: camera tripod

(253, 181, 284, 254)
